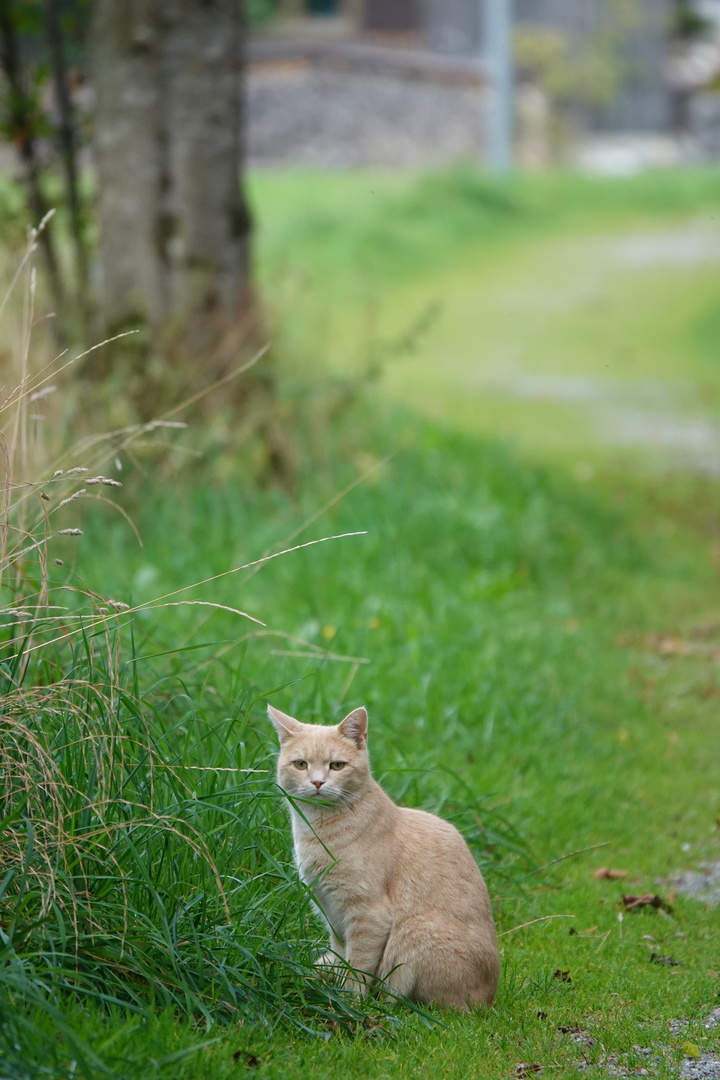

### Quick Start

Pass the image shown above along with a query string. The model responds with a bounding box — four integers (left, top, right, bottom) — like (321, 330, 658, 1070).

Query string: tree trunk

(92, 0, 252, 341)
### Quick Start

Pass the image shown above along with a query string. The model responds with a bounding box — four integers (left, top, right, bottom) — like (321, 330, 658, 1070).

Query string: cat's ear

(338, 706, 368, 748)
(267, 704, 303, 744)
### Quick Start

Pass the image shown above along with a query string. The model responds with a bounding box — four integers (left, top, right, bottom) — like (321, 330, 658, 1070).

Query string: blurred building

(277, 0, 675, 133)
(250, 1, 720, 168)
(389, 0, 673, 132)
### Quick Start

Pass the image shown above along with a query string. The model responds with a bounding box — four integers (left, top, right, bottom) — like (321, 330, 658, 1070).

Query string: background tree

(92, 0, 254, 367)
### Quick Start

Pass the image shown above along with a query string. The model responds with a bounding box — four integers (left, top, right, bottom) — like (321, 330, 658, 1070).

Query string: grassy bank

(55, 405, 719, 1078)
(2, 167, 720, 1077)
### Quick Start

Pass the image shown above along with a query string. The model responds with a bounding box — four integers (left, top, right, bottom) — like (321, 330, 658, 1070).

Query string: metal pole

(483, 0, 514, 171)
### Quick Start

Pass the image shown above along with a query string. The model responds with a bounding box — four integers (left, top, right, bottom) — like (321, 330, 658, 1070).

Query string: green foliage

(514, 0, 642, 131)
(514, 26, 622, 108)
(671, 1, 713, 39)
(244, 0, 279, 26)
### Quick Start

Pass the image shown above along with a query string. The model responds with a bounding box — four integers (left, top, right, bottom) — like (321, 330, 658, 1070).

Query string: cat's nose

(312, 780, 325, 790)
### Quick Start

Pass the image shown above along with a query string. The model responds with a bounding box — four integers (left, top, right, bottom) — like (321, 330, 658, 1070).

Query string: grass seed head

(106, 599, 130, 611)
(56, 489, 86, 509)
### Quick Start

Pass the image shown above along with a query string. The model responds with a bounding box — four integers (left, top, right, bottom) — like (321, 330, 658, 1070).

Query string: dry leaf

(594, 867, 628, 881)
(515, 1064, 542, 1077)
(552, 969, 572, 982)
(650, 953, 680, 966)
(621, 892, 673, 914)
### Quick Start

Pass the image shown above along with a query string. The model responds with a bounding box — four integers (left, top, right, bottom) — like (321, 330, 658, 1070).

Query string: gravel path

(570, 1007, 720, 1077)
(679, 1055, 720, 1079)
(668, 862, 720, 907)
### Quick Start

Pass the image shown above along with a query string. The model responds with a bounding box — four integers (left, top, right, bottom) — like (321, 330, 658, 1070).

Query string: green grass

(3, 166, 720, 1077)
(55, 408, 717, 1079)
(252, 166, 720, 468)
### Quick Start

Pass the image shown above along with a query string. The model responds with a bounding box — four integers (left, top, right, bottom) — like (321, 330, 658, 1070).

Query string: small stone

(679, 1053, 720, 1079)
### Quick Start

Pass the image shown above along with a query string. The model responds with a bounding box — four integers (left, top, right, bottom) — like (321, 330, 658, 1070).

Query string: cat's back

(391, 806, 494, 922)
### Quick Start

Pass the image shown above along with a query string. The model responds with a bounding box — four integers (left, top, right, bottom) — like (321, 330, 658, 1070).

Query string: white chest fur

(290, 809, 375, 944)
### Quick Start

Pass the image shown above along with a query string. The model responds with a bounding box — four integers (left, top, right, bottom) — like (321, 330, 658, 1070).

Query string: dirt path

(378, 218, 720, 472)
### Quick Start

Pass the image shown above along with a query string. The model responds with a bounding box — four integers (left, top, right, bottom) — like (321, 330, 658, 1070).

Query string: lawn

(2, 167, 720, 1079)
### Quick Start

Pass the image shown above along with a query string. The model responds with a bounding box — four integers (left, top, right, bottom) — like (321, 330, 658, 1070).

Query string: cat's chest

(291, 819, 378, 922)
(292, 823, 353, 886)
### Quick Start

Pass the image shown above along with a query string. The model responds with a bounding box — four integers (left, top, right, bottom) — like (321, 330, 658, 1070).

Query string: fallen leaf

(515, 1064, 542, 1077)
(709, 970, 719, 978)
(537, 1011, 548, 1020)
(552, 969, 572, 982)
(649, 953, 680, 966)
(558, 1024, 581, 1034)
(621, 892, 673, 914)
(682, 1042, 702, 1059)
(594, 867, 628, 881)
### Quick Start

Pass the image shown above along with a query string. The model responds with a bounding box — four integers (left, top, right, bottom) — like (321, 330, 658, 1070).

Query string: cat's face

(268, 705, 370, 808)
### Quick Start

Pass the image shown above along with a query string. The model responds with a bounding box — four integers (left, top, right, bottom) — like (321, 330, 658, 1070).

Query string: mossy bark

(92, 0, 253, 341)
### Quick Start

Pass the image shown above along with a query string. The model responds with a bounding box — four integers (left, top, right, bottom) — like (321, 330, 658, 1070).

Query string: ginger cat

(268, 703, 500, 1009)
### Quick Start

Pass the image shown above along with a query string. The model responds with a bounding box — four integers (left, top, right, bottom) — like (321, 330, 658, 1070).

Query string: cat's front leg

(343, 913, 391, 997)
(316, 929, 345, 970)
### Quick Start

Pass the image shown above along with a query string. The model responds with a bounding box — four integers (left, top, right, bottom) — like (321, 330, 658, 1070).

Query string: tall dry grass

(0, 222, 387, 1079)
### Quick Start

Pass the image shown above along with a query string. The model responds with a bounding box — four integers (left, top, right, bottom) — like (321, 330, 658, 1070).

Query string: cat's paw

(315, 952, 345, 983)
(342, 973, 370, 1000)
(316, 951, 343, 968)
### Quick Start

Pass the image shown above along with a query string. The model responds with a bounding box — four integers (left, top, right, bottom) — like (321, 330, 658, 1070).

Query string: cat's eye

(293, 760, 308, 770)
(329, 761, 346, 771)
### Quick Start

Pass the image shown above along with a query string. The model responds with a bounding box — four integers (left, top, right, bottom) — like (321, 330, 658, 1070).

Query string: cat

(267, 703, 500, 1010)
